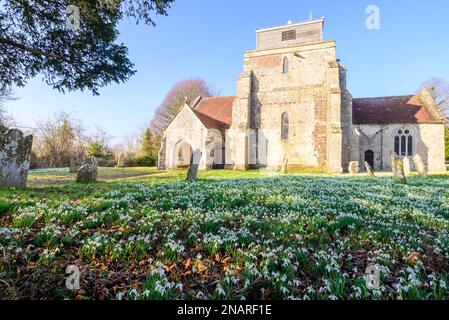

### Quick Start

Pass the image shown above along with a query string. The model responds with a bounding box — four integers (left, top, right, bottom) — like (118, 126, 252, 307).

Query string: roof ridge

(200, 96, 235, 100)
(353, 94, 415, 100)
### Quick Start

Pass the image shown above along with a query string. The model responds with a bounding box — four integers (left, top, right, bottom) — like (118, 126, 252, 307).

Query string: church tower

(227, 18, 355, 172)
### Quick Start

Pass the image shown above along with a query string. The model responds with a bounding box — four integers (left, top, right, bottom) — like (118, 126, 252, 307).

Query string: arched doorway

(174, 141, 193, 169)
(364, 150, 374, 169)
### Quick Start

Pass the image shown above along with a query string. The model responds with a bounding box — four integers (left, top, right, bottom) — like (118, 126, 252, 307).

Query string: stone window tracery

(394, 128, 413, 157)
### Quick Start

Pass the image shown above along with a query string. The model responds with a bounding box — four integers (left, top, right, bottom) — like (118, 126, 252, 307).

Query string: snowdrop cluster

(2, 174, 449, 300)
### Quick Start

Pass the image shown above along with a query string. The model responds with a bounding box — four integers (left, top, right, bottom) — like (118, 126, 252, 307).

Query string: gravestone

(116, 153, 125, 167)
(70, 155, 85, 173)
(282, 158, 289, 174)
(413, 154, 428, 177)
(69, 157, 77, 173)
(391, 153, 406, 184)
(76, 164, 98, 183)
(187, 150, 202, 182)
(402, 157, 411, 176)
(364, 161, 375, 177)
(0, 129, 33, 188)
(348, 161, 359, 174)
(91, 156, 99, 167)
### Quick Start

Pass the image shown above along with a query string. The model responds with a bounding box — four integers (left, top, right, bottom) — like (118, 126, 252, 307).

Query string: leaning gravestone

(391, 153, 406, 184)
(187, 150, 202, 182)
(282, 158, 289, 174)
(402, 157, 411, 176)
(348, 161, 359, 174)
(76, 164, 98, 183)
(0, 129, 33, 188)
(116, 153, 125, 167)
(413, 154, 428, 177)
(364, 161, 375, 177)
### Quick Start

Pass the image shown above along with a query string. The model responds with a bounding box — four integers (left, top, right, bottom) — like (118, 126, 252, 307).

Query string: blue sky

(6, 0, 449, 142)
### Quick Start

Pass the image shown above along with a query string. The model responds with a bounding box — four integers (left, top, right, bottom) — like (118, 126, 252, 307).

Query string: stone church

(159, 18, 446, 173)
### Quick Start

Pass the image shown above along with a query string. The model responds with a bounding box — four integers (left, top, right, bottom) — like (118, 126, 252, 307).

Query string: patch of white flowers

(3, 175, 449, 300)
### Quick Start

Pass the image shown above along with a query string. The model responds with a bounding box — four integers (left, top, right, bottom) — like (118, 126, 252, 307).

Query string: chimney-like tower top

(256, 18, 325, 51)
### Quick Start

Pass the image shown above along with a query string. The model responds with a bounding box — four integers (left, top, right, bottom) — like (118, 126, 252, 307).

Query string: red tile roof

(193, 96, 235, 130)
(352, 94, 442, 125)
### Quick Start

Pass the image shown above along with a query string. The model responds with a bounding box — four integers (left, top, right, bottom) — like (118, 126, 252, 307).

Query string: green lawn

(1, 167, 449, 300)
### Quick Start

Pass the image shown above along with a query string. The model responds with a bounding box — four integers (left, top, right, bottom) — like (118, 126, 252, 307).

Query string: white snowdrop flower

(280, 287, 289, 295)
(175, 283, 183, 291)
(129, 289, 139, 300)
(307, 286, 315, 294)
(116, 292, 125, 300)
(216, 285, 226, 296)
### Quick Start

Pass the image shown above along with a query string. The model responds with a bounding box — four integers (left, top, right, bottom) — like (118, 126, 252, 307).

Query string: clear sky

(5, 0, 449, 142)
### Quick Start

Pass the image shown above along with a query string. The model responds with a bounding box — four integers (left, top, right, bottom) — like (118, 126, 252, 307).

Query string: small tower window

(281, 112, 289, 141)
(283, 57, 289, 74)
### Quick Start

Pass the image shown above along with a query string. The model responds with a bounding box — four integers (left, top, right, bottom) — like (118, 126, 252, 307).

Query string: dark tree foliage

(0, 0, 174, 95)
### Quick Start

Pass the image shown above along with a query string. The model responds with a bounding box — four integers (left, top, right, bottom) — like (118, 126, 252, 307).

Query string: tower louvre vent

(282, 30, 297, 41)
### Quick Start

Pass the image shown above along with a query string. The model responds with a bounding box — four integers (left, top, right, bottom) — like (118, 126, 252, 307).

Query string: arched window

(401, 136, 406, 156)
(281, 112, 289, 141)
(394, 128, 413, 157)
(283, 57, 289, 74)
(394, 136, 400, 155)
(407, 136, 413, 156)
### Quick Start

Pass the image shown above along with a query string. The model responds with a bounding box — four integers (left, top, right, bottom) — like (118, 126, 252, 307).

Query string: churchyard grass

(0, 167, 448, 300)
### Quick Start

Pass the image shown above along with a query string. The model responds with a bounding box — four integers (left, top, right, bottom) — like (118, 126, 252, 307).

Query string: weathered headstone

(187, 150, 202, 182)
(402, 157, 411, 176)
(348, 161, 359, 175)
(69, 157, 77, 173)
(116, 153, 125, 167)
(70, 155, 85, 173)
(364, 161, 375, 177)
(413, 154, 428, 177)
(0, 129, 33, 188)
(91, 156, 99, 167)
(391, 153, 406, 184)
(76, 164, 98, 183)
(282, 158, 289, 174)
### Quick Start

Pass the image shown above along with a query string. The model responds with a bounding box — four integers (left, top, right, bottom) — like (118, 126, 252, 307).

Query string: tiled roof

(353, 94, 442, 125)
(193, 96, 235, 130)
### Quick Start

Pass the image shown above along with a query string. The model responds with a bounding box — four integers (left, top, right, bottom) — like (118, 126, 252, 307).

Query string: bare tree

(86, 126, 112, 149)
(150, 78, 217, 136)
(421, 77, 449, 117)
(112, 133, 140, 160)
(34, 112, 85, 167)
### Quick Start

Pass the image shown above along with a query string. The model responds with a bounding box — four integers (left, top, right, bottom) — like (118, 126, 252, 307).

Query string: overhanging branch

(0, 36, 72, 64)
